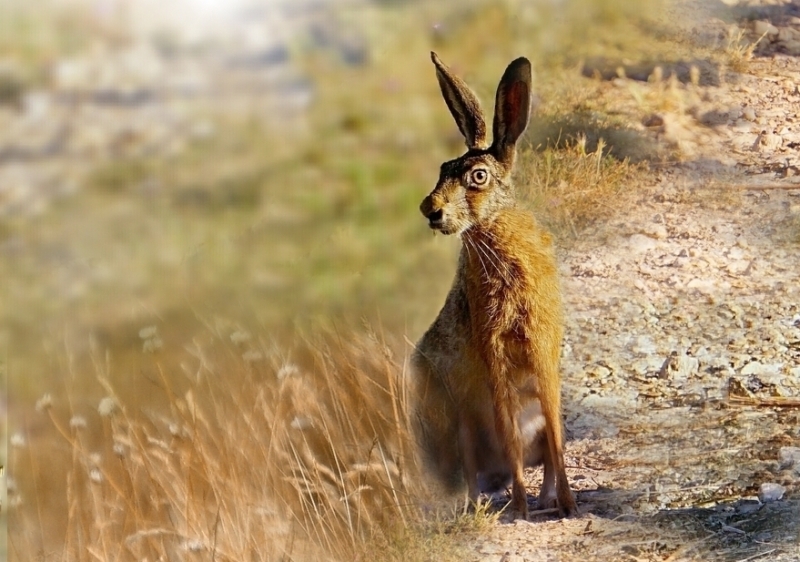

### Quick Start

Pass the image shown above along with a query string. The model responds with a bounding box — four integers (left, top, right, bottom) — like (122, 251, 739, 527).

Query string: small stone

(778, 447, 800, 474)
(758, 132, 783, 150)
(588, 364, 612, 378)
(742, 107, 756, 121)
(737, 500, 762, 514)
(727, 247, 745, 260)
(740, 362, 782, 376)
(784, 41, 800, 56)
(631, 358, 652, 375)
(727, 260, 751, 275)
(632, 335, 658, 355)
(643, 223, 668, 240)
(753, 21, 779, 37)
(668, 352, 699, 379)
(686, 278, 716, 294)
(777, 27, 800, 43)
(758, 483, 785, 503)
(478, 542, 504, 555)
(626, 234, 658, 253)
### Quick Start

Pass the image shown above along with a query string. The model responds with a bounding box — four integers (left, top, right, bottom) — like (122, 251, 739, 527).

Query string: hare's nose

(426, 208, 444, 228)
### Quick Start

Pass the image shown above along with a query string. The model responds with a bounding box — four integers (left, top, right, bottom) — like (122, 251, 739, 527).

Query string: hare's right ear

(431, 52, 488, 150)
(491, 57, 532, 162)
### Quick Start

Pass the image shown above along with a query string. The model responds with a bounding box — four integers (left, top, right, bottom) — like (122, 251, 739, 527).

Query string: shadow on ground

(583, 494, 800, 561)
(480, 481, 799, 561)
(731, 1, 800, 29)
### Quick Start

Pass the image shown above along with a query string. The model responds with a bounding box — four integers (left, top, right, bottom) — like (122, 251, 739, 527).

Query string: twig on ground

(527, 507, 562, 517)
(708, 183, 800, 191)
(728, 395, 800, 408)
(663, 542, 701, 562)
(734, 548, 778, 562)
(720, 524, 747, 536)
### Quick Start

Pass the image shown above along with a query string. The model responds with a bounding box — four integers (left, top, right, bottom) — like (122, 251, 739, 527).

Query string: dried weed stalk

(11, 329, 444, 561)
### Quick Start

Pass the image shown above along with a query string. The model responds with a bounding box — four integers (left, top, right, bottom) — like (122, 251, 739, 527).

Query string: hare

(411, 52, 577, 519)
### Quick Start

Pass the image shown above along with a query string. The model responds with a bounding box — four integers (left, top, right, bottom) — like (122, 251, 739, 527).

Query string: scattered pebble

(778, 447, 800, 475)
(758, 483, 785, 503)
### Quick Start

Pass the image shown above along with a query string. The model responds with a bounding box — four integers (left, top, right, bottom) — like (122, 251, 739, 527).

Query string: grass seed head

(35, 393, 53, 412)
(98, 396, 118, 417)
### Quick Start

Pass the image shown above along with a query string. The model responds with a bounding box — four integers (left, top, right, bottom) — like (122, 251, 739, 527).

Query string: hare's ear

(491, 57, 532, 161)
(431, 52, 488, 150)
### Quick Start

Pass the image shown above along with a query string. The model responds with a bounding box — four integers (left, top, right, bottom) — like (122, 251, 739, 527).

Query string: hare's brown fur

(411, 53, 576, 518)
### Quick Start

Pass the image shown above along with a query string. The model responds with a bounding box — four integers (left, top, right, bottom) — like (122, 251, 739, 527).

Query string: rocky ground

(468, 6, 800, 562)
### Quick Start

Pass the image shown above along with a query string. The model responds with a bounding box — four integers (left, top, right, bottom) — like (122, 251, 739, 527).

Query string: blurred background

(1, 0, 759, 558)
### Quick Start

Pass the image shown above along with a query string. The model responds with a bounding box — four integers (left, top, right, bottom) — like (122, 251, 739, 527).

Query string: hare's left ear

(492, 57, 532, 161)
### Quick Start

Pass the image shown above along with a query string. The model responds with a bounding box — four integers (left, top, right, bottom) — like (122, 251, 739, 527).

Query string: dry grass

(516, 138, 641, 237)
(9, 326, 492, 561)
(725, 27, 767, 73)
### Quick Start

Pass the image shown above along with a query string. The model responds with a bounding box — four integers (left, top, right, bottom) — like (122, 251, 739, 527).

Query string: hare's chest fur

(461, 211, 563, 374)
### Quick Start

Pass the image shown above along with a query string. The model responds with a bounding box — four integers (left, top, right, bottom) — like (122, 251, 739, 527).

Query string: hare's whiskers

(477, 238, 511, 282)
(466, 236, 490, 280)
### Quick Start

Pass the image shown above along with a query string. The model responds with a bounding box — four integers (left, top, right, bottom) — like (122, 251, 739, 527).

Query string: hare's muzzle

(420, 195, 444, 230)
(426, 209, 444, 229)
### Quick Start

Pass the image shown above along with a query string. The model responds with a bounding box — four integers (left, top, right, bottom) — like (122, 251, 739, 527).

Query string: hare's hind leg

(458, 414, 480, 503)
(489, 370, 528, 518)
(533, 431, 557, 509)
(411, 353, 463, 493)
(537, 370, 577, 516)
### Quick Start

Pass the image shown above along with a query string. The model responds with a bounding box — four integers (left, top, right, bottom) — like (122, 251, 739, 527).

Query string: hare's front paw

(538, 487, 577, 517)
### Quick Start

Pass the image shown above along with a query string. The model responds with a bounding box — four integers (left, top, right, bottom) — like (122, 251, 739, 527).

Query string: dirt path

(465, 13, 800, 562)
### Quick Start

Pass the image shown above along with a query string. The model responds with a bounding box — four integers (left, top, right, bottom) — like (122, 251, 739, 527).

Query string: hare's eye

(471, 169, 488, 185)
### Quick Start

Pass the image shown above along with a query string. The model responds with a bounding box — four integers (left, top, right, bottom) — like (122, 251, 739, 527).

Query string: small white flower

(98, 397, 118, 417)
(168, 423, 180, 436)
(69, 415, 87, 430)
(139, 325, 158, 339)
(89, 468, 103, 484)
(242, 350, 263, 362)
(230, 330, 251, 344)
(35, 394, 52, 412)
(112, 442, 126, 458)
(290, 416, 312, 430)
(143, 337, 163, 353)
(182, 539, 205, 552)
(277, 364, 299, 379)
(10, 433, 26, 448)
